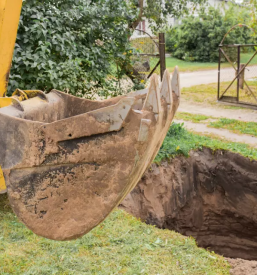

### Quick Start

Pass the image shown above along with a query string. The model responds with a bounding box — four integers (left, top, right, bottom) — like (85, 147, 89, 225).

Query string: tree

(166, 4, 253, 62)
(248, 0, 257, 33)
(129, 0, 206, 31)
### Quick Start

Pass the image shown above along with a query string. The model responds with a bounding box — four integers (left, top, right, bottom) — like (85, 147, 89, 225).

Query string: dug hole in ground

(121, 148, 257, 275)
(121, 69, 257, 275)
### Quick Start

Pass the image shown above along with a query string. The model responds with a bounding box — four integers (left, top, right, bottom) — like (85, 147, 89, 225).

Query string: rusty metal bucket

(0, 68, 180, 240)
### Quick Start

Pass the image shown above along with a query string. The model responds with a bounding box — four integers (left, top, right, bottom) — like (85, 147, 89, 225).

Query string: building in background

(131, 0, 238, 39)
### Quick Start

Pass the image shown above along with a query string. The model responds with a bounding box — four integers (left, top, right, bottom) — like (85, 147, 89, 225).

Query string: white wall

(131, 0, 232, 39)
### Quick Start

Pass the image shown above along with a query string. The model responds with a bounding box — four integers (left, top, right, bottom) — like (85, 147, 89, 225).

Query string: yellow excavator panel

(0, 0, 22, 97)
(0, 166, 6, 194)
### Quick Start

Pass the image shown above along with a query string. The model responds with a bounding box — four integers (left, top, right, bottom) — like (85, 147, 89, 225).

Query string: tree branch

(129, 0, 144, 30)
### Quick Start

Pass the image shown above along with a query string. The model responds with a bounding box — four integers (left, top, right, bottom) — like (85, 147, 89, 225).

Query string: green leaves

(166, 4, 253, 62)
(145, 0, 206, 32)
(155, 122, 257, 163)
(9, 0, 137, 98)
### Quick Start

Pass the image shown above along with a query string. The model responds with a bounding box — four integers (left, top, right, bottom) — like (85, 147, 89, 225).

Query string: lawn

(0, 195, 230, 275)
(176, 112, 257, 137)
(176, 112, 211, 123)
(166, 57, 219, 72)
(181, 82, 220, 104)
(181, 79, 257, 106)
(209, 118, 257, 137)
(155, 123, 257, 163)
(166, 53, 257, 73)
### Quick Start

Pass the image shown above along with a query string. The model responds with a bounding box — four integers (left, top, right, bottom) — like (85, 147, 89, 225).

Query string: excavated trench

(120, 148, 257, 260)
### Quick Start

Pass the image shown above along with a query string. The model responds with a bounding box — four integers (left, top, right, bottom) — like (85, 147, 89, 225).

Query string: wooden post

(236, 46, 240, 101)
(218, 47, 221, 100)
(159, 33, 166, 81)
(239, 64, 245, 90)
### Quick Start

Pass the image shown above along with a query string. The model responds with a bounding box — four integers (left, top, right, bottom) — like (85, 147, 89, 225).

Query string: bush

(9, 0, 137, 98)
(166, 4, 253, 62)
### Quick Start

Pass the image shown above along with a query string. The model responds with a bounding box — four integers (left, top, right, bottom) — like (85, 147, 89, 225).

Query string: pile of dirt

(120, 147, 257, 260)
(227, 258, 257, 275)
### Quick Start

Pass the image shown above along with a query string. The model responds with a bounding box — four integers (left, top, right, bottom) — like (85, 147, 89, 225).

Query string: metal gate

(218, 24, 257, 108)
(130, 31, 166, 81)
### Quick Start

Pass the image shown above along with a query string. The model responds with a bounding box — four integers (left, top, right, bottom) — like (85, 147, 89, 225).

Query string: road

(180, 65, 257, 88)
(175, 66, 257, 145)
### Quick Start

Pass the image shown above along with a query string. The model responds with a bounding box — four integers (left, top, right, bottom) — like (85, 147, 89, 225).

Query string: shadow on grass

(0, 194, 12, 213)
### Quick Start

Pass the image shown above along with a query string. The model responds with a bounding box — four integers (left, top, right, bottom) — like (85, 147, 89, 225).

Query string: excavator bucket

(0, 69, 180, 240)
(0, 0, 181, 241)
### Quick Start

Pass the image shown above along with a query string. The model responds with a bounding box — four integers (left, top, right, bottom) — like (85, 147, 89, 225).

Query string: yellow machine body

(0, 0, 22, 192)
(0, 0, 22, 97)
(0, 166, 5, 194)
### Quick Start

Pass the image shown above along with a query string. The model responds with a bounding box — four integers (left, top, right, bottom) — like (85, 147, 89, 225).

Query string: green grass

(155, 123, 257, 163)
(181, 82, 218, 104)
(166, 57, 219, 73)
(166, 53, 257, 73)
(241, 52, 257, 64)
(209, 118, 257, 136)
(181, 80, 257, 106)
(0, 195, 230, 275)
(175, 112, 212, 123)
(175, 112, 257, 137)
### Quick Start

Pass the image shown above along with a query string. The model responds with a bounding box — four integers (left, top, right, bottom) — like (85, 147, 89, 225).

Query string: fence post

(159, 33, 166, 81)
(218, 47, 221, 100)
(237, 45, 240, 102)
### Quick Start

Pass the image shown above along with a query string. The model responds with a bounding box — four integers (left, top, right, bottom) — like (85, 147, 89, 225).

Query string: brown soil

(227, 258, 257, 275)
(120, 148, 257, 261)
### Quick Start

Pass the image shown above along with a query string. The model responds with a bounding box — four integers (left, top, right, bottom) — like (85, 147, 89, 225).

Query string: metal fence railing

(218, 45, 257, 108)
(218, 24, 257, 108)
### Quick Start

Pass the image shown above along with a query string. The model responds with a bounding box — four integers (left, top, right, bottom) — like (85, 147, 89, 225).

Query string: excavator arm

(0, 0, 22, 97)
(0, 0, 181, 240)
(0, 0, 22, 193)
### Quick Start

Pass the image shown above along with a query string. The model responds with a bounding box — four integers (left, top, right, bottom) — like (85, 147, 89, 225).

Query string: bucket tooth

(171, 66, 180, 114)
(142, 69, 180, 167)
(160, 70, 172, 105)
(143, 74, 161, 115)
(160, 70, 172, 127)
(171, 66, 180, 98)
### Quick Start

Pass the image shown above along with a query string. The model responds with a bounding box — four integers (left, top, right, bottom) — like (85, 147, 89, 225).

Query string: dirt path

(175, 119, 257, 147)
(179, 99, 257, 122)
(180, 66, 257, 88)
(177, 71, 257, 144)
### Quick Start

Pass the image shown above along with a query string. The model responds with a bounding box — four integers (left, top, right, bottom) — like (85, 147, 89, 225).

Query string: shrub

(9, 0, 137, 98)
(166, 4, 253, 62)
